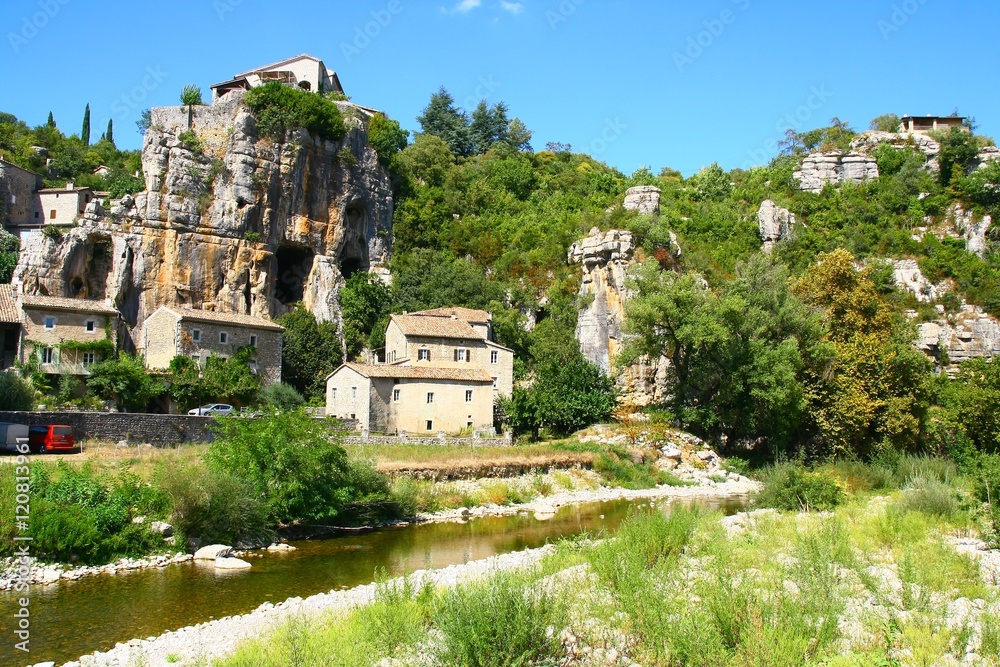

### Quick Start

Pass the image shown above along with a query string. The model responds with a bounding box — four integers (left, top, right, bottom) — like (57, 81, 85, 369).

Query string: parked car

(188, 403, 234, 416)
(28, 425, 75, 453)
(0, 422, 29, 453)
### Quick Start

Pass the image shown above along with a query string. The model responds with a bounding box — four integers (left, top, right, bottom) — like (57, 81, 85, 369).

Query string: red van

(28, 425, 76, 453)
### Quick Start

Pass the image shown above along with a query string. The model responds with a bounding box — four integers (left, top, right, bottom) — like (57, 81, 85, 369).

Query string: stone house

(0, 158, 43, 232)
(210, 54, 344, 101)
(899, 115, 969, 135)
(326, 363, 494, 434)
(34, 183, 94, 228)
(0, 285, 21, 369)
(139, 305, 284, 385)
(326, 307, 514, 434)
(18, 294, 119, 376)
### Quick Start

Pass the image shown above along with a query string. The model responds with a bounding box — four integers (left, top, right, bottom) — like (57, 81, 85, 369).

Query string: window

(491, 350, 499, 364)
(85, 319, 96, 333)
(192, 329, 201, 343)
(350, 413, 356, 420)
(219, 332, 228, 344)
(330, 388, 336, 401)
(41, 347, 54, 364)
(426, 420, 433, 431)
(34, 211, 39, 219)
(50, 210, 56, 219)
(455, 349, 467, 362)
(467, 421, 473, 428)
(249, 334, 257, 347)
(82, 352, 95, 367)
(351, 386, 357, 399)
(426, 392, 434, 404)
(493, 377, 499, 390)
(44, 316, 56, 330)
(465, 389, 473, 403)
(393, 388, 400, 402)
(191, 353, 200, 363)
(418, 348, 430, 361)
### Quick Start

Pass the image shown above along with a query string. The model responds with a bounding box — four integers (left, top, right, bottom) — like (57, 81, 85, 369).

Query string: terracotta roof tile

(415, 307, 491, 323)
(20, 294, 119, 315)
(160, 306, 284, 332)
(391, 314, 485, 340)
(336, 363, 493, 382)
(0, 285, 19, 323)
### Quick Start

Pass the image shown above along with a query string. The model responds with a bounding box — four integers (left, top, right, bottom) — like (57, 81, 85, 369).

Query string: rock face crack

(13, 91, 393, 345)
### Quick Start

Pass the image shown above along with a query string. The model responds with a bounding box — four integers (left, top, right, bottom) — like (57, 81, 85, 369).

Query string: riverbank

(62, 485, 1000, 667)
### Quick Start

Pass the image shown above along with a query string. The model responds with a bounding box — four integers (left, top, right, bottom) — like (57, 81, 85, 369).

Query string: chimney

(65, 181, 74, 190)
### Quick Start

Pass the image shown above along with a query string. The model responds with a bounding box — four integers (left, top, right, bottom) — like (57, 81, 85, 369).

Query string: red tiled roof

(159, 306, 284, 332)
(333, 362, 493, 382)
(391, 314, 485, 340)
(0, 285, 19, 324)
(415, 307, 491, 323)
(20, 294, 119, 315)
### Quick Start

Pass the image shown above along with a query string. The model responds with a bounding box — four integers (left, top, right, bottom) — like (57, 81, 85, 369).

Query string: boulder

(214, 557, 252, 570)
(793, 152, 878, 193)
(149, 521, 173, 537)
(266, 543, 296, 552)
(193, 544, 233, 560)
(757, 200, 796, 253)
(622, 185, 661, 215)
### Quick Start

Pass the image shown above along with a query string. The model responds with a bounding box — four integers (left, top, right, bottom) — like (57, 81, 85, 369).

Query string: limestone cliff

(13, 91, 392, 345)
(568, 228, 672, 406)
(916, 304, 1000, 367)
(757, 199, 796, 253)
(793, 152, 879, 193)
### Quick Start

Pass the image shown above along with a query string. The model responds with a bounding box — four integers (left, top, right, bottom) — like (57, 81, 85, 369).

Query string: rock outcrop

(622, 185, 660, 215)
(916, 304, 1000, 366)
(568, 227, 673, 406)
(757, 199, 796, 253)
(947, 204, 993, 257)
(851, 131, 941, 160)
(891, 259, 946, 303)
(13, 91, 393, 343)
(793, 152, 879, 193)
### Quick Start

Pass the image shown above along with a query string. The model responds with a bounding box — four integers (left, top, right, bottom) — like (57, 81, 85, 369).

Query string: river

(1, 494, 746, 666)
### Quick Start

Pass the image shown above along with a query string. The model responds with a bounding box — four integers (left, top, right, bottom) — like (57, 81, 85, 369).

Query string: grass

(215, 459, 1000, 667)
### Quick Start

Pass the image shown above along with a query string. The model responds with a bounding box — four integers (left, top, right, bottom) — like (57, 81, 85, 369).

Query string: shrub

(244, 81, 346, 143)
(898, 476, 961, 518)
(592, 445, 668, 489)
(0, 369, 36, 410)
(41, 225, 63, 240)
(753, 461, 844, 511)
(243, 231, 261, 243)
(433, 569, 565, 667)
(177, 130, 203, 154)
(154, 461, 271, 545)
(257, 382, 305, 411)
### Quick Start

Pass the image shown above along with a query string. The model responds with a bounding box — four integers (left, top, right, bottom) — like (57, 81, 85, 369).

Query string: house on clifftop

(210, 54, 345, 101)
(326, 307, 514, 435)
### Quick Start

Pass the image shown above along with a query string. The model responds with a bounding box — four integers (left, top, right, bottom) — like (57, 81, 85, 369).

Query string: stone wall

(0, 411, 216, 445)
(0, 159, 42, 226)
(342, 434, 510, 447)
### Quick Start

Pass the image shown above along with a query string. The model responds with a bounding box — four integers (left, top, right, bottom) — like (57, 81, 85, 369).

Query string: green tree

(469, 100, 509, 154)
(105, 119, 113, 146)
(207, 410, 377, 523)
(46, 111, 55, 127)
(199, 347, 261, 406)
(869, 113, 901, 132)
(86, 353, 165, 412)
(505, 358, 616, 439)
(506, 118, 533, 152)
(367, 113, 408, 167)
(81, 103, 90, 146)
(257, 382, 306, 411)
(0, 369, 36, 410)
(340, 272, 394, 360)
(166, 355, 210, 411)
(936, 125, 981, 186)
(417, 87, 473, 157)
(179, 84, 204, 107)
(392, 249, 503, 312)
(0, 228, 19, 283)
(278, 307, 343, 399)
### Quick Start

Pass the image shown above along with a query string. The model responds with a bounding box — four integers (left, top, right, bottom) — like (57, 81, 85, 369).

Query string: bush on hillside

(245, 81, 346, 143)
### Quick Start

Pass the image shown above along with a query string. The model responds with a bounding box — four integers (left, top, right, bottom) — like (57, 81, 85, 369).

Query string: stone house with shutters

(139, 305, 284, 385)
(326, 307, 514, 434)
(18, 294, 119, 376)
(210, 54, 345, 101)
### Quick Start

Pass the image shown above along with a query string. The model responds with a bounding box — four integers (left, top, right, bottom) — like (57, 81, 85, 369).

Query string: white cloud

(443, 0, 481, 13)
(499, 1, 524, 14)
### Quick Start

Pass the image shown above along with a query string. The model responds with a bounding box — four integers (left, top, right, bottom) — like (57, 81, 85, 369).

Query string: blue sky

(2, 0, 997, 176)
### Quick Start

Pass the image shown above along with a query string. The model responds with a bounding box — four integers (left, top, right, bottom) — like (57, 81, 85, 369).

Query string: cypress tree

(81, 103, 91, 145)
(46, 111, 55, 127)
(106, 119, 114, 145)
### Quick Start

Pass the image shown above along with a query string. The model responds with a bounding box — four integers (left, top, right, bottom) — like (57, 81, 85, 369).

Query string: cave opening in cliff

(339, 204, 370, 280)
(275, 244, 314, 306)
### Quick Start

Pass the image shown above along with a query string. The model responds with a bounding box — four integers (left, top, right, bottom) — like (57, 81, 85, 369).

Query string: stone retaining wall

(0, 411, 215, 445)
(343, 435, 511, 447)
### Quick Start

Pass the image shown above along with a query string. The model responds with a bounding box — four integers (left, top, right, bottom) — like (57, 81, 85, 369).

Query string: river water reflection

(1, 494, 746, 666)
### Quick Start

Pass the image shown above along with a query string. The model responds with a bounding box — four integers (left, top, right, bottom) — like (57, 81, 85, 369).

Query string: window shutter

(467, 348, 472, 362)
(454, 349, 458, 362)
